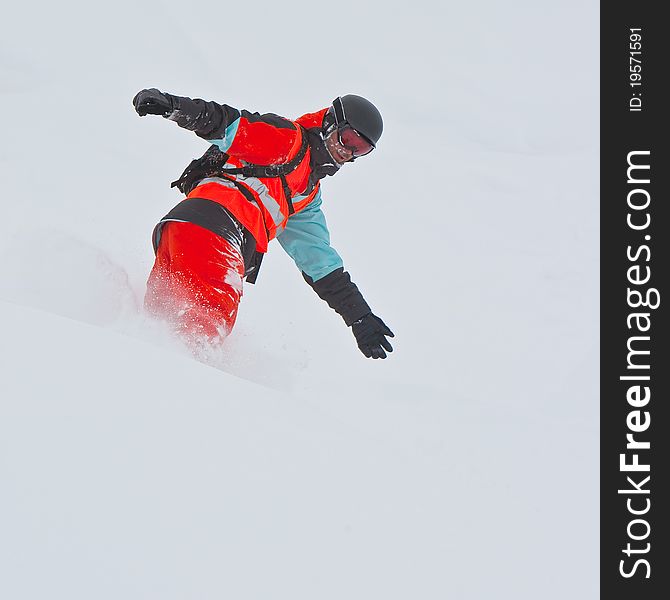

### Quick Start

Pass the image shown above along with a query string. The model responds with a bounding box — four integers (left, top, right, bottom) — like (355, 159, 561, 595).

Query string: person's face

(325, 128, 355, 164)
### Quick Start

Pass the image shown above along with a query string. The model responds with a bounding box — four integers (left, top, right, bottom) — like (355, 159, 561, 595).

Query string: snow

(1, 1, 598, 598)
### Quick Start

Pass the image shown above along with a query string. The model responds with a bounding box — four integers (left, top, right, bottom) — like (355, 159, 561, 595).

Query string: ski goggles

(337, 125, 375, 157)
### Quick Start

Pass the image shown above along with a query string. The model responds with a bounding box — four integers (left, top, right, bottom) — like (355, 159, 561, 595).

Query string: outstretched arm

(132, 88, 298, 164)
(277, 193, 394, 359)
(133, 88, 237, 139)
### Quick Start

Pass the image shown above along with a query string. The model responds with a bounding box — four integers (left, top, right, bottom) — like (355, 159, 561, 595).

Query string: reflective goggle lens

(338, 126, 374, 157)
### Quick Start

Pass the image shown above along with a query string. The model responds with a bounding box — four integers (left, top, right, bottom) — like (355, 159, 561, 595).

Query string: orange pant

(145, 221, 245, 341)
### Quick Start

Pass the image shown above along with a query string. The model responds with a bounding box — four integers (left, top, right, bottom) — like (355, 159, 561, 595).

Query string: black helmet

(329, 94, 383, 147)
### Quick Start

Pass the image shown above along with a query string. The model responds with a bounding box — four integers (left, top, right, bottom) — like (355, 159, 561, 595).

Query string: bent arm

(134, 88, 300, 163)
(165, 94, 298, 164)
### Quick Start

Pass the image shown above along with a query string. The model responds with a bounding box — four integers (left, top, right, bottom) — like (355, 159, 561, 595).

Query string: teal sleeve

(208, 117, 240, 152)
(276, 191, 344, 281)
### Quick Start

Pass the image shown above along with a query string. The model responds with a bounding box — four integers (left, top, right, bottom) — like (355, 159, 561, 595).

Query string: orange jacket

(186, 107, 330, 252)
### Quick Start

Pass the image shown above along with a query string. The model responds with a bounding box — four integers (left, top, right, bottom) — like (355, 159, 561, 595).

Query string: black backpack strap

(280, 175, 295, 215)
(172, 127, 309, 203)
(220, 126, 309, 184)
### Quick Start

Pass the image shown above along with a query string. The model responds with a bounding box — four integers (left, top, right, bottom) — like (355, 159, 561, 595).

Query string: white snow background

(0, 1, 599, 598)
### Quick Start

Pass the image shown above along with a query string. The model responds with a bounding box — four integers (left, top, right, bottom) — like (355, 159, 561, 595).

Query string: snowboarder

(133, 89, 394, 359)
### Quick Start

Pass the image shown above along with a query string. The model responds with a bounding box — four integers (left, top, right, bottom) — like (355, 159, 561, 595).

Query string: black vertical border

(601, 3, 668, 597)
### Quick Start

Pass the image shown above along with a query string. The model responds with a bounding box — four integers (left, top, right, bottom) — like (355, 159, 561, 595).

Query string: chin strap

(321, 106, 338, 138)
(332, 96, 346, 127)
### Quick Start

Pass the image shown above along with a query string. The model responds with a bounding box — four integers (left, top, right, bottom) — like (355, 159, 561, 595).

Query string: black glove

(351, 313, 394, 359)
(133, 88, 174, 117)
